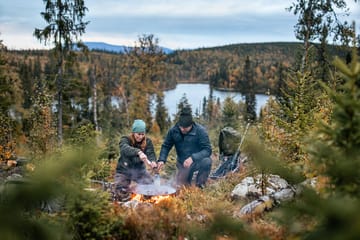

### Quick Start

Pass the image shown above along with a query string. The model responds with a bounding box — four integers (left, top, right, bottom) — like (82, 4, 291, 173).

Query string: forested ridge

(166, 41, 349, 92)
(1, 0, 360, 239)
(1, 40, 350, 135)
(3, 40, 350, 108)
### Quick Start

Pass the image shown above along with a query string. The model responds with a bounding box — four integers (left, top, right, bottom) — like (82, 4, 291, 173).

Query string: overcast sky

(0, 0, 359, 50)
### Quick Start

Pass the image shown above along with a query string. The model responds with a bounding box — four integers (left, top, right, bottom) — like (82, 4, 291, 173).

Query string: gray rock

(272, 188, 295, 202)
(237, 195, 274, 216)
(231, 174, 291, 199)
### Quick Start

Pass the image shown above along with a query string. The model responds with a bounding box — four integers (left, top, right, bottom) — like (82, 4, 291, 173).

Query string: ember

(131, 193, 171, 204)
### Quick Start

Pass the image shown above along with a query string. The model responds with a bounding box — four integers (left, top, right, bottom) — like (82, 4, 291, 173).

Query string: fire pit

(131, 183, 177, 203)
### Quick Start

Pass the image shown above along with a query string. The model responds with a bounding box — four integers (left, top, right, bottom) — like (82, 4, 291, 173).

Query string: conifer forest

(0, 0, 359, 239)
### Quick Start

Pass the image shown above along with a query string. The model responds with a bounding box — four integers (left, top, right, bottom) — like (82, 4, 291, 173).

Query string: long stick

(238, 122, 250, 151)
(229, 122, 251, 173)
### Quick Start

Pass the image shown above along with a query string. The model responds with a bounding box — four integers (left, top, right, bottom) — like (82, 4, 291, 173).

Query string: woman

(114, 119, 157, 202)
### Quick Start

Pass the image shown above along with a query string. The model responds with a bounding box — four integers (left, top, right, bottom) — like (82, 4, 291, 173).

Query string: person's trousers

(114, 168, 153, 201)
(176, 157, 212, 188)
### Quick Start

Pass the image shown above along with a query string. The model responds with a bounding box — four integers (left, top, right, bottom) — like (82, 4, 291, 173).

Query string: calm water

(163, 83, 270, 119)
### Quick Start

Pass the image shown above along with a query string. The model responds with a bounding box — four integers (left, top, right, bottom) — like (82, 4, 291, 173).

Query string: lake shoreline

(163, 83, 270, 119)
(168, 81, 270, 95)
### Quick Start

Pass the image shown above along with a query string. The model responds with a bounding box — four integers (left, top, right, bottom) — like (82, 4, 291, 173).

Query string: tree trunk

(93, 83, 98, 131)
(119, 85, 130, 126)
(57, 64, 63, 146)
(92, 67, 99, 132)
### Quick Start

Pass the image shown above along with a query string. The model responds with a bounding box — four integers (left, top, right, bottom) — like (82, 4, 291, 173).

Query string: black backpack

(210, 127, 242, 179)
(218, 127, 242, 156)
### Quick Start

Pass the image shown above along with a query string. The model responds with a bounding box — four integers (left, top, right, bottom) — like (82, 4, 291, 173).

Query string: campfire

(128, 183, 177, 204)
(130, 193, 172, 204)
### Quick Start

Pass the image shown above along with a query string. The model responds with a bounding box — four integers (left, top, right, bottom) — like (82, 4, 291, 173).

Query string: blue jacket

(158, 123, 212, 164)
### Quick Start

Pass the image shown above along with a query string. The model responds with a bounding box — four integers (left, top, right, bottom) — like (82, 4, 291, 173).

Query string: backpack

(218, 127, 242, 156)
(210, 127, 242, 179)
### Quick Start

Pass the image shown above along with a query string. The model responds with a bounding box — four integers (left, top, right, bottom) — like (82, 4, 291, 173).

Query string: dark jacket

(158, 123, 212, 164)
(116, 136, 156, 173)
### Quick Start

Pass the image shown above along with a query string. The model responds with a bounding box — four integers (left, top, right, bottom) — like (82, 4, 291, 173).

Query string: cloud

(84, 9, 296, 49)
(0, 0, 358, 50)
(87, 0, 290, 17)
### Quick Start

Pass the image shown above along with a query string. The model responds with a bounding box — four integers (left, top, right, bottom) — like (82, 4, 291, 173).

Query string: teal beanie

(132, 119, 146, 133)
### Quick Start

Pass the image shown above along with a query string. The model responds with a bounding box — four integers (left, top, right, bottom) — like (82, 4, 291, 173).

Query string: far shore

(165, 81, 270, 95)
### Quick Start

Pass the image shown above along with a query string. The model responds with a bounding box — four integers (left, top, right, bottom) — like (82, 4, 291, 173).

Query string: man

(157, 106, 212, 188)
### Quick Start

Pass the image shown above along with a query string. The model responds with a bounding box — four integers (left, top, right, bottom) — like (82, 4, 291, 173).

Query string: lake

(163, 83, 270, 119)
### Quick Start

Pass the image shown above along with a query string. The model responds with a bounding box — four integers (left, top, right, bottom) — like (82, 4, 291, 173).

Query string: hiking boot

(196, 183, 205, 189)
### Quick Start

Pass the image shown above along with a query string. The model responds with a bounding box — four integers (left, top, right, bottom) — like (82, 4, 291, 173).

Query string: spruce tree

(221, 96, 240, 129)
(243, 56, 256, 122)
(155, 92, 169, 134)
(34, 0, 89, 145)
(311, 51, 360, 196)
(267, 70, 318, 164)
(280, 50, 360, 240)
(174, 94, 190, 124)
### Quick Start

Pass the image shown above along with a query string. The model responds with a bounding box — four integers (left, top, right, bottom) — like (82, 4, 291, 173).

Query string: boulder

(231, 174, 293, 200)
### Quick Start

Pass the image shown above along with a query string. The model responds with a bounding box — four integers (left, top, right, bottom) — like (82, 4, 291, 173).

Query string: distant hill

(164, 41, 349, 92)
(84, 42, 127, 53)
(7, 41, 349, 95)
(83, 41, 174, 54)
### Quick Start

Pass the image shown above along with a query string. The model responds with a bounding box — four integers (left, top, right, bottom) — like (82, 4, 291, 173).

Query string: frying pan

(132, 184, 177, 196)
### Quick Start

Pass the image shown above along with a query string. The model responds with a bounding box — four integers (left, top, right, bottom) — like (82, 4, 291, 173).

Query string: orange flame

(131, 193, 171, 204)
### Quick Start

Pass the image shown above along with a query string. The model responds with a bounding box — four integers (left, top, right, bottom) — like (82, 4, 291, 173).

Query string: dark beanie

(178, 106, 193, 127)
